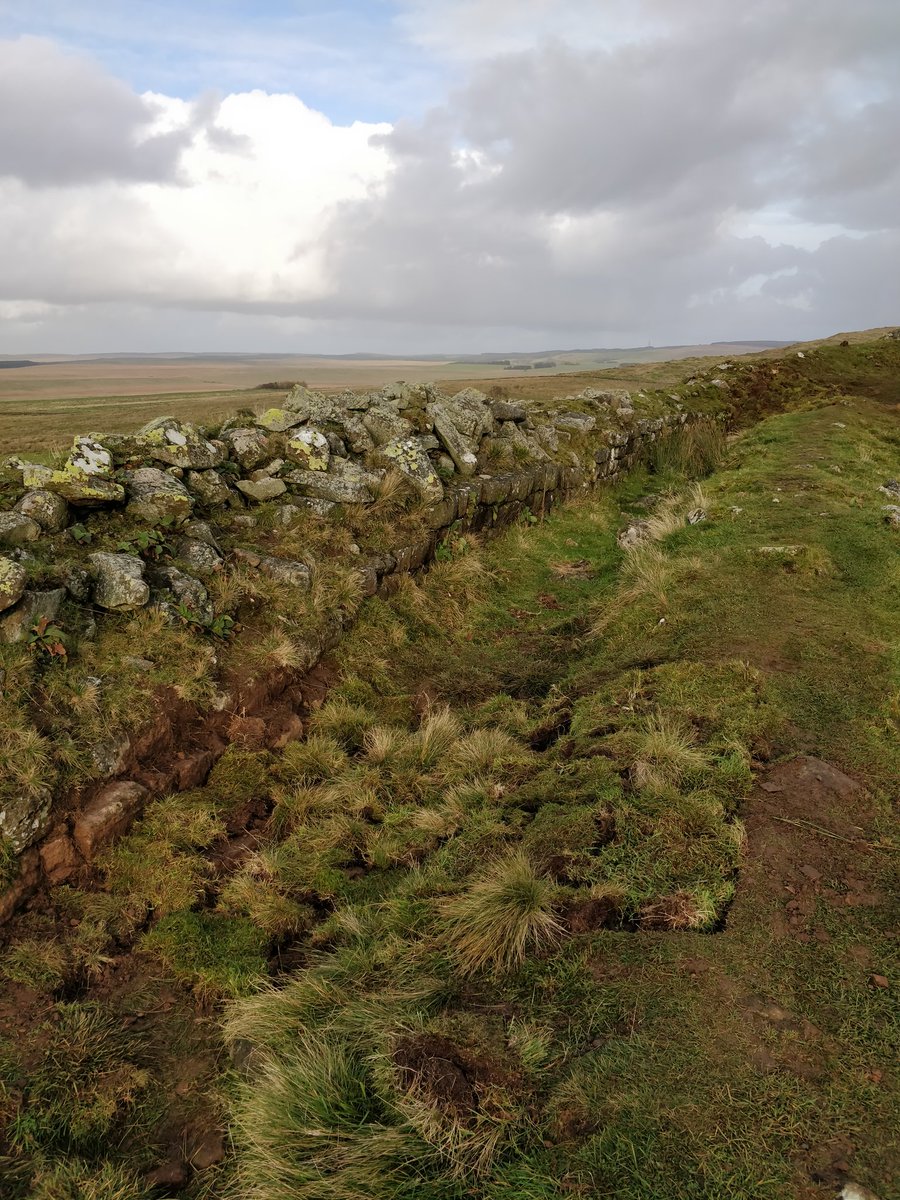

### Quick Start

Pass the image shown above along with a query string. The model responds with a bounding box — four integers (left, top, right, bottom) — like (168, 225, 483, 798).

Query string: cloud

(0, 4, 898, 352)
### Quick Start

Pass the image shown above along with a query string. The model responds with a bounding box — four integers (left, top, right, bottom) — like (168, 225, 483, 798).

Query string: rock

(254, 406, 305, 433)
(149, 565, 213, 623)
(282, 427, 330, 471)
(89, 552, 150, 610)
(0, 557, 27, 612)
(63, 564, 93, 603)
(69, 435, 114, 476)
(190, 1130, 225, 1171)
(283, 385, 339, 422)
(186, 469, 235, 507)
(882, 505, 900, 529)
(16, 489, 69, 533)
(40, 833, 80, 884)
(236, 477, 287, 502)
(220, 427, 273, 470)
(177, 537, 223, 577)
(21, 462, 125, 506)
(338, 413, 375, 455)
(0, 784, 53, 852)
(0, 512, 41, 547)
(363, 408, 414, 448)
(555, 412, 596, 433)
(272, 504, 304, 527)
(134, 418, 224, 469)
(686, 508, 707, 525)
(125, 467, 193, 523)
(249, 459, 285, 480)
(73, 781, 148, 860)
(294, 497, 337, 518)
(376, 437, 443, 503)
(879, 479, 900, 498)
(491, 400, 527, 422)
(181, 519, 222, 551)
(0, 588, 67, 644)
(617, 519, 651, 550)
(443, 388, 494, 440)
(429, 402, 480, 477)
(145, 1161, 188, 1190)
(232, 549, 311, 589)
(286, 460, 377, 504)
(870, 974, 889, 989)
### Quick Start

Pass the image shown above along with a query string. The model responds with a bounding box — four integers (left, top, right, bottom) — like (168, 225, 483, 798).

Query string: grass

(1, 338, 898, 1198)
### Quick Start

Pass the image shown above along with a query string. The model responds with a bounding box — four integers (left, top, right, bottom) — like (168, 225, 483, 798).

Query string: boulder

(220, 427, 273, 471)
(20, 462, 125, 506)
(89, 552, 150, 610)
(181, 519, 222, 551)
(0, 784, 53, 853)
(69, 435, 115, 476)
(177, 538, 223, 577)
(236, 477, 287, 502)
(255, 407, 305, 433)
(186, 469, 235, 507)
(555, 412, 596, 433)
(883, 505, 900, 529)
(283, 386, 339, 423)
(0, 588, 67, 644)
(125, 467, 193, 523)
(376, 438, 444, 503)
(39, 833, 80, 884)
(134, 418, 224, 469)
(443, 389, 494, 440)
(0, 511, 41, 547)
(73, 781, 148, 860)
(0, 557, 27, 612)
(363, 408, 414, 448)
(16, 489, 69, 533)
(429, 406, 479, 476)
(284, 428, 330, 471)
(491, 400, 527, 422)
(338, 413, 375, 455)
(286, 460, 378, 504)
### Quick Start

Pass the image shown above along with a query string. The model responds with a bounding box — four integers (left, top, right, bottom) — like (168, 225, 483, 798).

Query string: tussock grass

(441, 851, 563, 976)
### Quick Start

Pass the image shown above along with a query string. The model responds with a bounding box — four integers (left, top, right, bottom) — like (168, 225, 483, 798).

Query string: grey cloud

(0, 37, 238, 187)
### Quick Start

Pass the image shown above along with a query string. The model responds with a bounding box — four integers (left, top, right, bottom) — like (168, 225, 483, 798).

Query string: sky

(0, 0, 898, 354)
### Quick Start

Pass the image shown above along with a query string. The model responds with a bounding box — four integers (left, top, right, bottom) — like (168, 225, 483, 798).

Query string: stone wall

(0, 378, 699, 920)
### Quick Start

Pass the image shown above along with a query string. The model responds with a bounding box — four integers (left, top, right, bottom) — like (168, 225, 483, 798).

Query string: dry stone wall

(0, 378, 698, 918)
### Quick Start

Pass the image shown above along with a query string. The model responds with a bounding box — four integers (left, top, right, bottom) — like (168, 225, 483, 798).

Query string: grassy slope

(1, 346, 898, 1199)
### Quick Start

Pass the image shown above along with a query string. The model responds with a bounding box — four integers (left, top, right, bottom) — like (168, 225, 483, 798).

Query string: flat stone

(376, 437, 443, 503)
(284, 428, 330, 471)
(0, 511, 41, 547)
(555, 412, 597, 433)
(16, 489, 69, 533)
(491, 400, 527, 422)
(21, 462, 125, 506)
(236, 477, 287, 502)
(255, 406, 306, 433)
(73, 781, 148, 860)
(89, 552, 150, 610)
(286, 465, 375, 504)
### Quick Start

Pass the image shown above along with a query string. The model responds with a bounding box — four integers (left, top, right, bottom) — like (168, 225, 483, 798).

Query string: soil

(392, 1033, 518, 1119)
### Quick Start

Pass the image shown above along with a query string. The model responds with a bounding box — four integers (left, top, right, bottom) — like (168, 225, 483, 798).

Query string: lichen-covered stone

(555, 412, 597, 433)
(0, 588, 66, 644)
(176, 537, 223, 577)
(428, 402, 480, 477)
(69, 435, 114, 476)
(283, 386, 339, 422)
(186, 469, 235, 507)
(0, 557, 27, 613)
(134, 417, 224, 469)
(149, 565, 213, 623)
(255, 407, 305, 433)
(16, 489, 69, 533)
(0, 512, 41, 547)
(286, 459, 379, 504)
(232, 548, 312, 589)
(0, 785, 53, 853)
(221, 427, 273, 470)
(363, 408, 414, 448)
(491, 400, 527, 422)
(89, 552, 149, 610)
(125, 467, 193, 523)
(376, 437, 443, 503)
(236, 477, 287, 502)
(21, 462, 125, 507)
(284, 428, 330, 471)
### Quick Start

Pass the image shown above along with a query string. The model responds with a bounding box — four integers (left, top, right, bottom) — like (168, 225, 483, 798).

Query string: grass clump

(142, 910, 269, 999)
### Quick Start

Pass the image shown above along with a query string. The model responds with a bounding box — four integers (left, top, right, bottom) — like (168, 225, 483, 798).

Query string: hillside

(0, 336, 897, 1200)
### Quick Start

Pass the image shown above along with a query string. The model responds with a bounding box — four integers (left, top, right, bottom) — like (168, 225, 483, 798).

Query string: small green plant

(174, 602, 235, 639)
(28, 616, 67, 660)
(115, 527, 173, 561)
(69, 523, 92, 545)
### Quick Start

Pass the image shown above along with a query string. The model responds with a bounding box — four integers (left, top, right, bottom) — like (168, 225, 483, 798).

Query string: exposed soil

(392, 1033, 519, 1119)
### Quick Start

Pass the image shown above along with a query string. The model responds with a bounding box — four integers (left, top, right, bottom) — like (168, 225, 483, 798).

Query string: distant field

(0, 329, 887, 457)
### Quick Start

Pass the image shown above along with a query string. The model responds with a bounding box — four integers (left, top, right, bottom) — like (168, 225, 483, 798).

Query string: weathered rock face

(363, 409, 414, 448)
(73, 780, 148, 860)
(186, 469, 236, 508)
(555, 412, 597, 433)
(134, 417, 224, 470)
(21, 462, 125, 506)
(177, 537, 223, 577)
(231, 548, 312, 589)
(0, 557, 27, 613)
(149, 565, 213, 623)
(255, 407, 306, 433)
(236, 477, 287, 502)
(376, 438, 443, 503)
(0, 784, 53, 853)
(70, 435, 114, 476)
(427, 390, 493, 478)
(16, 489, 69, 533)
(284, 428, 330, 471)
(125, 468, 193, 523)
(286, 459, 380, 504)
(282, 386, 340, 424)
(221, 427, 272, 471)
(89, 552, 150, 610)
(0, 511, 41, 547)
(0, 588, 66, 644)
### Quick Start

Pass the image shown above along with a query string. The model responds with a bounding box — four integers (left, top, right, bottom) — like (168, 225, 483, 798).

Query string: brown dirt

(392, 1033, 519, 1119)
